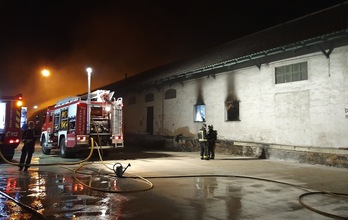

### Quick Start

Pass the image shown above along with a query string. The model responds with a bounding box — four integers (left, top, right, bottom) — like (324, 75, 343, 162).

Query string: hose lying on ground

(0, 138, 95, 167)
(1, 140, 347, 219)
(0, 190, 46, 220)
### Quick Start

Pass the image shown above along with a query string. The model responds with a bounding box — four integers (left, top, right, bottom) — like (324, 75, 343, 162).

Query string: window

(68, 117, 76, 132)
(91, 106, 103, 117)
(60, 109, 68, 130)
(49, 112, 53, 123)
(128, 96, 136, 105)
(54, 112, 60, 131)
(225, 100, 240, 121)
(145, 93, 154, 102)
(165, 89, 176, 99)
(275, 62, 308, 84)
(194, 104, 206, 122)
(20, 107, 28, 130)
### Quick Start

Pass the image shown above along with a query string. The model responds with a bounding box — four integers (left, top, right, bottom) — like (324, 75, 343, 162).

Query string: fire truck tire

(0, 147, 15, 162)
(41, 136, 51, 155)
(60, 137, 67, 158)
(60, 137, 74, 158)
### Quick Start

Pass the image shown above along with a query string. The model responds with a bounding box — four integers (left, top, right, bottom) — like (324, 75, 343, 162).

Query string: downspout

(318, 45, 334, 77)
(161, 87, 164, 135)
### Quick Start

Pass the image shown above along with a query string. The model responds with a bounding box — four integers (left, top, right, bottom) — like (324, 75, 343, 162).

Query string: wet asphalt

(0, 144, 348, 220)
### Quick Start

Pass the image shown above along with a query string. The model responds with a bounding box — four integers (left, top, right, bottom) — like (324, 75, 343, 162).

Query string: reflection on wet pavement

(0, 168, 348, 219)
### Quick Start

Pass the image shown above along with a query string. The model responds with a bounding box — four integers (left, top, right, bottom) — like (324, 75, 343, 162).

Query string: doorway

(146, 106, 154, 135)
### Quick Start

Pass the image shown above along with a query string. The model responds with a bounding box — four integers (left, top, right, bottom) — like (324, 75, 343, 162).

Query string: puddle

(0, 170, 148, 219)
(0, 168, 347, 219)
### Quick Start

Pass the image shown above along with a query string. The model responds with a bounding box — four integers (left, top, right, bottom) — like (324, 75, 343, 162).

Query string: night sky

(0, 0, 345, 114)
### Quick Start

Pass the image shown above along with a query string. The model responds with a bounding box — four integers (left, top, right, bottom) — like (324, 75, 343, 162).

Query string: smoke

(0, 0, 237, 116)
(225, 73, 238, 102)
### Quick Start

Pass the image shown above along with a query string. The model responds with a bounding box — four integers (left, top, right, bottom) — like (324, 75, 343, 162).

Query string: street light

(41, 68, 51, 98)
(86, 67, 92, 134)
(41, 69, 50, 77)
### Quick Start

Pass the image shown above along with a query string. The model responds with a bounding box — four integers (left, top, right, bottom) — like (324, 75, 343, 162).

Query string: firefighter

(198, 124, 209, 160)
(207, 125, 217, 159)
(19, 121, 39, 171)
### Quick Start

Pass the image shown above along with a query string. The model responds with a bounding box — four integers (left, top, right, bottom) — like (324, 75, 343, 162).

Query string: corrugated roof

(101, 2, 348, 92)
(174, 2, 348, 73)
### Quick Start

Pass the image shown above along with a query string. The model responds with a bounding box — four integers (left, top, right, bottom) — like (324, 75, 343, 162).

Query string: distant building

(101, 3, 348, 167)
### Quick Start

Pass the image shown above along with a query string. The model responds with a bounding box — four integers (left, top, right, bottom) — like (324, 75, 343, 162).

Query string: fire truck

(40, 90, 124, 158)
(0, 94, 27, 161)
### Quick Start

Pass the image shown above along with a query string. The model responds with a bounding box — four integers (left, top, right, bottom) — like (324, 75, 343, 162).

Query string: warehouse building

(101, 3, 348, 167)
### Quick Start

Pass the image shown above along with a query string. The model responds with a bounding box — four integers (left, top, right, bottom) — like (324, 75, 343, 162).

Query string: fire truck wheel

(0, 147, 14, 162)
(60, 137, 69, 158)
(60, 137, 75, 158)
(41, 136, 51, 155)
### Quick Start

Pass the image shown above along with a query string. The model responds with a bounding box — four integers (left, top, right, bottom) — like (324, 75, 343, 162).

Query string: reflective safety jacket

(198, 128, 207, 142)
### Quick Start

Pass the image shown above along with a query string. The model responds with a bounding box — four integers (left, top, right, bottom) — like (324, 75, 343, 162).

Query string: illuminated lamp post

(41, 69, 51, 93)
(86, 67, 92, 134)
(41, 69, 50, 77)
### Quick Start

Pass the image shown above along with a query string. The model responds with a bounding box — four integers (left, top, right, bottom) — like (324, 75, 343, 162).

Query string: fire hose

(1, 139, 347, 219)
(0, 137, 153, 219)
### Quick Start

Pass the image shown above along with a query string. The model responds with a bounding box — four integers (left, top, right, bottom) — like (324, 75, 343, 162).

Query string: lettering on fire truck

(6, 131, 19, 137)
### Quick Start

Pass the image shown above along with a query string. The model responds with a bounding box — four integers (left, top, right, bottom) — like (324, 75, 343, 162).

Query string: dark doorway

(146, 106, 154, 135)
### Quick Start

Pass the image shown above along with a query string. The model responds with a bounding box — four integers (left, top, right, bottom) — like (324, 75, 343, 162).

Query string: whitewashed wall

(124, 45, 348, 149)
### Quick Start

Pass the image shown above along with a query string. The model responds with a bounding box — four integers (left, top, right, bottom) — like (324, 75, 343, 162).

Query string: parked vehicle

(0, 94, 27, 161)
(40, 90, 124, 158)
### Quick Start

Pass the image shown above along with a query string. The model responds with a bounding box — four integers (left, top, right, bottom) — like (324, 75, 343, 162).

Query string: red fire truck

(40, 90, 124, 158)
(0, 94, 27, 161)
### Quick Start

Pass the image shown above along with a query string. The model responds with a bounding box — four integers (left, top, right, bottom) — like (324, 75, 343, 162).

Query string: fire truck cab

(40, 90, 124, 158)
(0, 94, 27, 161)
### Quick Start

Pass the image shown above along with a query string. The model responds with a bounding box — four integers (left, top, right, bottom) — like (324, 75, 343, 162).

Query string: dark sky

(0, 0, 345, 112)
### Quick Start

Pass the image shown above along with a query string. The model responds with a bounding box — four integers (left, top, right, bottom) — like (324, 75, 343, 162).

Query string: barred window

(275, 62, 308, 84)
(165, 89, 176, 99)
(128, 96, 136, 105)
(145, 93, 154, 102)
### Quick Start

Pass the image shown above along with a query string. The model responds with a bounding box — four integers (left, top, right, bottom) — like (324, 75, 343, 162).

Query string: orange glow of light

(16, 100, 23, 107)
(73, 183, 84, 192)
(41, 69, 50, 77)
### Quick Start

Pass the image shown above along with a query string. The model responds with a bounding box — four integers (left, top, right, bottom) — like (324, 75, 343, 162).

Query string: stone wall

(264, 144, 348, 168)
(125, 133, 348, 168)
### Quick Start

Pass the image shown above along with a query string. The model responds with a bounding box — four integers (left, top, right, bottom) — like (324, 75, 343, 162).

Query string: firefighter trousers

(200, 141, 209, 159)
(19, 143, 35, 170)
(208, 141, 215, 159)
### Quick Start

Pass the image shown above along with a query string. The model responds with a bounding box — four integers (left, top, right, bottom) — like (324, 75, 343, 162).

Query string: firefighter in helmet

(207, 125, 217, 159)
(198, 124, 209, 160)
(19, 121, 39, 171)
